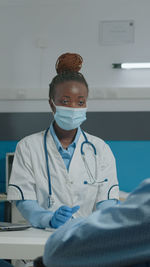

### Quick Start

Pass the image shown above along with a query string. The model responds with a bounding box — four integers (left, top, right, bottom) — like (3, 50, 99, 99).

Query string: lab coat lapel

(69, 132, 85, 178)
(45, 130, 68, 176)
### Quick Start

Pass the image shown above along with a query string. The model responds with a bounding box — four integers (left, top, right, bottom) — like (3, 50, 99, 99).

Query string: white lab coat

(7, 129, 119, 218)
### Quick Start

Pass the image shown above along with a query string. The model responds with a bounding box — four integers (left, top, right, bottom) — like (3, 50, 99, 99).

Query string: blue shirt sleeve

(16, 200, 54, 228)
(96, 199, 120, 210)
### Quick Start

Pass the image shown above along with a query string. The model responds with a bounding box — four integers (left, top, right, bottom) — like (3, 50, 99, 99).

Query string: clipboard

(0, 222, 31, 231)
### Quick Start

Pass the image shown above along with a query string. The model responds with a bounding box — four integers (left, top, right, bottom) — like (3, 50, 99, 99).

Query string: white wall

(0, 0, 150, 111)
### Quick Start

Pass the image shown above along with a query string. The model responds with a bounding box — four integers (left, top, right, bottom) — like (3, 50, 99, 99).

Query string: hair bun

(55, 53, 83, 74)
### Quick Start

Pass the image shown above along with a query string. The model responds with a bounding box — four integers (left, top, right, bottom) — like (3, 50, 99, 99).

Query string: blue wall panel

(0, 141, 17, 221)
(107, 141, 150, 192)
(0, 141, 17, 192)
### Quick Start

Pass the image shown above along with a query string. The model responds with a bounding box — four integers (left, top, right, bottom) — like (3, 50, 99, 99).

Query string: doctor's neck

(53, 121, 77, 149)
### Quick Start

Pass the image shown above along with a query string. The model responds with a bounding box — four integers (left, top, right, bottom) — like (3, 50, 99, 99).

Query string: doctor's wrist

(39, 213, 54, 228)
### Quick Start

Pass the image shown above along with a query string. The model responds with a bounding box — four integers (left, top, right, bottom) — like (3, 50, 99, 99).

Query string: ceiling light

(112, 63, 150, 69)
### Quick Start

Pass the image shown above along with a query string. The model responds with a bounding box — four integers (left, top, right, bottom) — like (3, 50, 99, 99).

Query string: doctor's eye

(78, 100, 85, 106)
(62, 99, 70, 105)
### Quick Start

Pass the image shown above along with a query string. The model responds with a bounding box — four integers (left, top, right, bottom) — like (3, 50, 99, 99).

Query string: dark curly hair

(49, 53, 89, 99)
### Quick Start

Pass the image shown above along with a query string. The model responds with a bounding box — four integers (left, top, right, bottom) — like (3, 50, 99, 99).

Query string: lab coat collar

(50, 122, 81, 152)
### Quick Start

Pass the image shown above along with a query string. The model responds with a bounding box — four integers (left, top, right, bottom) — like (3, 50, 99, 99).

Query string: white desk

(0, 227, 54, 260)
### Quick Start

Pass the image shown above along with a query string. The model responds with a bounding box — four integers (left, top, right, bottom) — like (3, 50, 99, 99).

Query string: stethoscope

(44, 127, 118, 208)
(81, 130, 108, 185)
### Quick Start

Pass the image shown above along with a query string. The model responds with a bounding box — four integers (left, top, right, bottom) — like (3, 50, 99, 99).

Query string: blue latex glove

(50, 205, 80, 228)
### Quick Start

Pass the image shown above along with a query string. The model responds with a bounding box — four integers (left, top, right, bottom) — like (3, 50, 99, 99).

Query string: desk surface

(0, 227, 54, 260)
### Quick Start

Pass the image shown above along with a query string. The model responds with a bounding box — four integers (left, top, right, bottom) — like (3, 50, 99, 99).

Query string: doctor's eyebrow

(62, 96, 86, 98)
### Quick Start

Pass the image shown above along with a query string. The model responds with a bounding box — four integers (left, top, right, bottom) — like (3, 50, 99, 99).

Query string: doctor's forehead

(54, 81, 88, 98)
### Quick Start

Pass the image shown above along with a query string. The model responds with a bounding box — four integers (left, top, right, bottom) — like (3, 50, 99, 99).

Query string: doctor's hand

(50, 205, 80, 229)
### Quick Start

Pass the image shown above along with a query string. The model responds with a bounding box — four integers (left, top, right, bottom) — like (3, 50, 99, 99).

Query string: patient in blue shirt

(39, 178, 150, 267)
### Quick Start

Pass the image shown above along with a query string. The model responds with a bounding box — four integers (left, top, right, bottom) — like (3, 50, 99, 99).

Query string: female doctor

(7, 53, 119, 229)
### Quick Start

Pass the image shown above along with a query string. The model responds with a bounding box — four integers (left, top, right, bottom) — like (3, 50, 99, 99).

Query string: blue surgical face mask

(52, 101, 87, 130)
